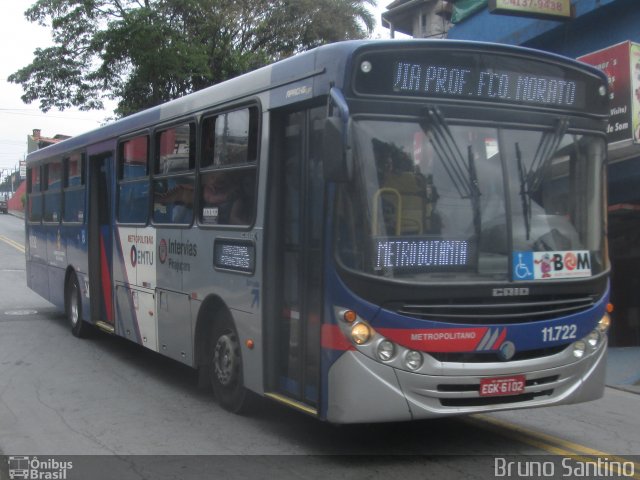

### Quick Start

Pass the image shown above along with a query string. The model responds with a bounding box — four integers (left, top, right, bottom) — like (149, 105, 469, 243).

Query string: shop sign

(488, 0, 574, 21)
(578, 41, 640, 145)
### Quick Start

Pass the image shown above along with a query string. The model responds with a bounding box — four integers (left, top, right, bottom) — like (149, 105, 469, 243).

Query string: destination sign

(374, 237, 475, 272)
(393, 62, 578, 107)
(353, 48, 608, 114)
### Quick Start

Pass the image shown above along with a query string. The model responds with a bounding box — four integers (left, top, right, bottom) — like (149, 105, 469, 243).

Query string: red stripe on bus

(492, 328, 507, 350)
(100, 234, 113, 323)
(378, 327, 489, 352)
(321, 324, 355, 351)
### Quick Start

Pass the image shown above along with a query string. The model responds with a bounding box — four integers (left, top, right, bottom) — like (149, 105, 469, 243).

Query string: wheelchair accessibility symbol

(513, 252, 534, 281)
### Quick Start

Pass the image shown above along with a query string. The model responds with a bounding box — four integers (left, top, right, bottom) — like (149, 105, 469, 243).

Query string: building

(381, 0, 453, 39)
(5, 129, 71, 212)
(28, 128, 71, 154)
(380, 0, 640, 347)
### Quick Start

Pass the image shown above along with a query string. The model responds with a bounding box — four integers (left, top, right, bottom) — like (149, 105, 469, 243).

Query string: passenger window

(27, 167, 42, 223)
(199, 107, 259, 227)
(201, 107, 258, 167)
(63, 153, 85, 223)
(47, 162, 62, 191)
(30, 167, 41, 193)
(43, 162, 62, 223)
(153, 176, 195, 225)
(152, 122, 196, 225)
(118, 134, 150, 224)
(200, 170, 255, 226)
(120, 135, 149, 179)
(155, 123, 195, 174)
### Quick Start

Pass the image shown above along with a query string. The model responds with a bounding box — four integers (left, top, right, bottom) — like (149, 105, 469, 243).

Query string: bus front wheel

(209, 315, 250, 413)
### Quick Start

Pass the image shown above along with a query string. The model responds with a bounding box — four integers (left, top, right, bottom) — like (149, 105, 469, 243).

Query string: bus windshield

(335, 116, 607, 282)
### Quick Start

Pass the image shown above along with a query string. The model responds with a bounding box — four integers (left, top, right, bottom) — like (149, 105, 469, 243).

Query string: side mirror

(323, 117, 352, 182)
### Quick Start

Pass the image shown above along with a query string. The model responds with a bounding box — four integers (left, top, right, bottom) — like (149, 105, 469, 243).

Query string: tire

(209, 314, 250, 413)
(67, 274, 91, 338)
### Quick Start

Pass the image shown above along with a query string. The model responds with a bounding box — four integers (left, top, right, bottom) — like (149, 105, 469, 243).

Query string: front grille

(440, 390, 553, 407)
(388, 294, 596, 324)
(429, 345, 567, 363)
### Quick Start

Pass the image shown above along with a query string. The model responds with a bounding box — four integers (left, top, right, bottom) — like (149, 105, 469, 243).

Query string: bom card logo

(513, 250, 591, 281)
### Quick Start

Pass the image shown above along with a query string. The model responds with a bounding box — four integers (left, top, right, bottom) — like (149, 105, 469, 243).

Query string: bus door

(266, 106, 325, 411)
(88, 150, 115, 331)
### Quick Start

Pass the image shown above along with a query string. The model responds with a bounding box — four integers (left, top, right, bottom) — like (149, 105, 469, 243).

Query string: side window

(202, 108, 258, 167)
(63, 153, 85, 223)
(117, 135, 149, 224)
(199, 107, 259, 226)
(200, 170, 256, 225)
(43, 162, 62, 223)
(153, 122, 196, 225)
(27, 166, 43, 223)
(155, 123, 195, 174)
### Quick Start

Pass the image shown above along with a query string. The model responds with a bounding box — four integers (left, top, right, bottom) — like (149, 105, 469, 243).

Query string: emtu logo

(130, 244, 154, 267)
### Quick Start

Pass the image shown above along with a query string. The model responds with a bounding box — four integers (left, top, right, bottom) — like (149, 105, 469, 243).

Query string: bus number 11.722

(542, 324, 577, 342)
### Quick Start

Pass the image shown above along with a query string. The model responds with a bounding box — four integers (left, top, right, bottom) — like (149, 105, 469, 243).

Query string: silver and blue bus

(25, 40, 611, 423)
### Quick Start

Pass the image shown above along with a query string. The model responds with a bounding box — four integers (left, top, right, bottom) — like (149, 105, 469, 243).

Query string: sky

(0, 1, 394, 180)
(0, 1, 113, 177)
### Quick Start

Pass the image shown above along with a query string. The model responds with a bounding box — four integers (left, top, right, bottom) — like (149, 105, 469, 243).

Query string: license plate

(479, 375, 526, 397)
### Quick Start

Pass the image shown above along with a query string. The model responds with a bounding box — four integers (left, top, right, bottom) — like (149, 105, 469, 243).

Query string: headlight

(597, 313, 611, 334)
(405, 350, 423, 371)
(351, 323, 372, 345)
(587, 330, 600, 348)
(573, 340, 586, 358)
(377, 340, 395, 361)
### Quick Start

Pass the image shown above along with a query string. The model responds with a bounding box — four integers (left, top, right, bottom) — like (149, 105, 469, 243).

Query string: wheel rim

(70, 285, 79, 327)
(213, 332, 239, 386)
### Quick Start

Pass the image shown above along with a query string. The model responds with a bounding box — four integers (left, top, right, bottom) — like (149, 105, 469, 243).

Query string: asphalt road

(0, 213, 638, 479)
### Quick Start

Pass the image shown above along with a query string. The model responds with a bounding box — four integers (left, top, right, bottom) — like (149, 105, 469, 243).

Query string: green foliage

(9, 0, 376, 117)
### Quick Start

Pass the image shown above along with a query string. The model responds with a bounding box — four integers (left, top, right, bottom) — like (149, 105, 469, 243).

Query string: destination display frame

(373, 236, 477, 274)
(353, 48, 608, 115)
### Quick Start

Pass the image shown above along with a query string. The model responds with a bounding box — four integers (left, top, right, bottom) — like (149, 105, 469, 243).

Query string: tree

(8, 0, 376, 117)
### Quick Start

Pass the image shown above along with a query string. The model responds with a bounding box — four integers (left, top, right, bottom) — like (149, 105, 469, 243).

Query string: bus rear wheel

(209, 316, 250, 413)
(67, 274, 90, 338)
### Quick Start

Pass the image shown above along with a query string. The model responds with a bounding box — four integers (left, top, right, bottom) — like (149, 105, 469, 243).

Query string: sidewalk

(606, 347, 640, 394)
(8, 209, 24, 219)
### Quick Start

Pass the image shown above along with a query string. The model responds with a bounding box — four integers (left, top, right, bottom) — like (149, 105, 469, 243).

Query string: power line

(0, 110, 104, 121)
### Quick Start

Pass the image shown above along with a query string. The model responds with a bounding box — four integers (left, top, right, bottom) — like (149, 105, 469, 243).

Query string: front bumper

(326, 338, 607, 424)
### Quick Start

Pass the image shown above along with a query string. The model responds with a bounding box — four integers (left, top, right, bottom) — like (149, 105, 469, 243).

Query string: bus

(24, 40, 611, 423)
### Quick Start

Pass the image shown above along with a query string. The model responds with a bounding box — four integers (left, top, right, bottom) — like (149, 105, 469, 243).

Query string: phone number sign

(489, 0, 573, 20)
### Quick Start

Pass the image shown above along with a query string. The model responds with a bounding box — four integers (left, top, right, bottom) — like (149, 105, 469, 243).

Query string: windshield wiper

(468, 145, 482, 241)
(517, 119, 568, 240)
(420, 106, 482, 239)
(527, 118, 568, 192)
(516, 142, 532, 240)
(421, 106, 479, 199)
